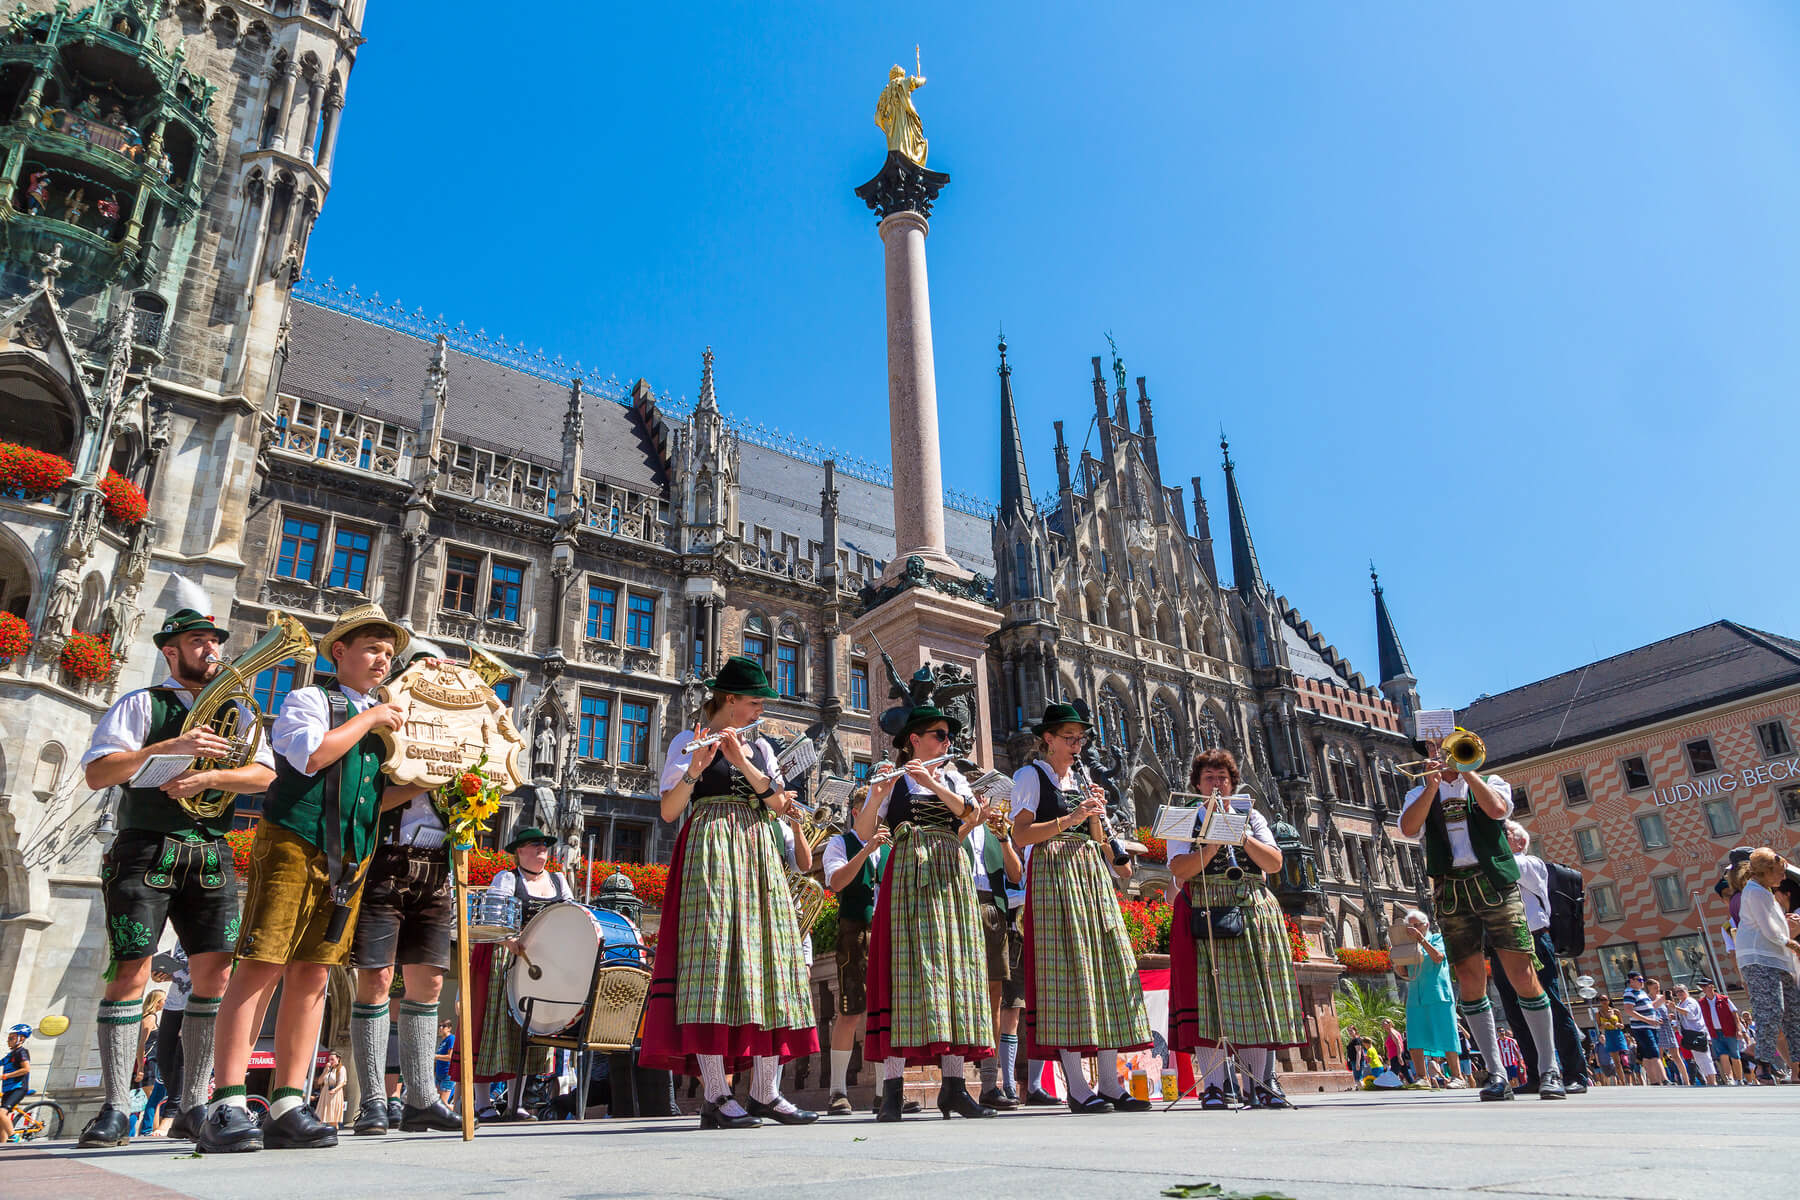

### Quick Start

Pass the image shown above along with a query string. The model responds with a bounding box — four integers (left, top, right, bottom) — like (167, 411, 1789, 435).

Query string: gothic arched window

(1149, 696, 1179, 778)
(1097, 686, 1132, 754)
(1199, 709, 1223, 752)
(1014, 540, 1031, 600)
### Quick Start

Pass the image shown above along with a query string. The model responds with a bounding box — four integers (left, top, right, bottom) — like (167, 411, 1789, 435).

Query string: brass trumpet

(1396, 727, 1487, 780)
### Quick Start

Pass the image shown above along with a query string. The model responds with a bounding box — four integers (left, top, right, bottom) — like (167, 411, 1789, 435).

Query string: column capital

(855, 150, 950, 221)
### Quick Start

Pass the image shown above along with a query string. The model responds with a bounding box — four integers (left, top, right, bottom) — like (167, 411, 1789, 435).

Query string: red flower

(1335, 947, 1392, 974)
(99, 469, 147, 525)
(458, 772, 481, 796)
(58, 630, 113, 681)
(1285, 915, 1310, 963)
(0, 612, 29, 660)
(0, 441, 73, 496)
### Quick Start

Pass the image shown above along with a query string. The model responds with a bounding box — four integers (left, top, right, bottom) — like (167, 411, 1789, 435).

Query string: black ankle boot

(875, 1078, 905, 1123)
(936, 1076, 996, 1119)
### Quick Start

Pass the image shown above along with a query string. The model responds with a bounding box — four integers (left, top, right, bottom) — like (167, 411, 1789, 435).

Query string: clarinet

(1069, 755, 1133, 867)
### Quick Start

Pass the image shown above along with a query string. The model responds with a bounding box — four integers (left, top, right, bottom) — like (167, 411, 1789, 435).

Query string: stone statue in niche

(105, 579, 142, 663)
(41, 559, 81, 635)
(533, 718, 558, 775)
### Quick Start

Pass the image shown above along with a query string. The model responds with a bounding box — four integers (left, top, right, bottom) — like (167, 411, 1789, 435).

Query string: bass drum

(506, 902, 646, 1036)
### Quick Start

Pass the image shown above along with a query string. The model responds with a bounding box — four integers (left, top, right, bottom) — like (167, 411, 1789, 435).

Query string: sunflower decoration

(433, 751, 505, 851)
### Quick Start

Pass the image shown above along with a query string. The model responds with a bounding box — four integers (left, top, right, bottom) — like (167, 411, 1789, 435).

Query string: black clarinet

(1069, 755, 1133, 867)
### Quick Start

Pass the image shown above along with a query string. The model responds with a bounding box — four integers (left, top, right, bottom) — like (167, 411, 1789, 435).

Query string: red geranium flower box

(100, 469, 148, 524)
(0, 612, 29, 660)
(59, 630, 113, 681)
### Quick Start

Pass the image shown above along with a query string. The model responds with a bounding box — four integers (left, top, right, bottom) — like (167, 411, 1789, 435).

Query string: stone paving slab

(14, 1087, 1792, 1200)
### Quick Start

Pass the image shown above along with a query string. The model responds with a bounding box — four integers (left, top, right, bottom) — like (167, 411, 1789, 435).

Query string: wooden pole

(453, 844, 476, 1141)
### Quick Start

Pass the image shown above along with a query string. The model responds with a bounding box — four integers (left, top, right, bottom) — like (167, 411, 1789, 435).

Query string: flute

(677, 718, 764, 757)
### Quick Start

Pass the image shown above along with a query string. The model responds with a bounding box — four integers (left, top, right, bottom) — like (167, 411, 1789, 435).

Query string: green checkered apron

(1028, 832, 1152, 1050)
(1185, 873, 1303, 1048)
(884, 819, 994, 1053)
(673, 797, 814, 1030)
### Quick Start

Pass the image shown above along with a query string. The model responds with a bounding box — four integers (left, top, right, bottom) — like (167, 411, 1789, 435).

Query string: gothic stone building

(0, 0, 363, 1100)
(987, 341, 1429, 951)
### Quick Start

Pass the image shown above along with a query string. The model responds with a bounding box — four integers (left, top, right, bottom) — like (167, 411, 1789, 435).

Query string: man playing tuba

(77, 608, 278, 1148)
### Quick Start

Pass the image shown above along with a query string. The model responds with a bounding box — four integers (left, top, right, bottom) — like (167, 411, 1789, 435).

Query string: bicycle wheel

(19, 1100, 64, 1141)
(245, 1095, 270, 1127)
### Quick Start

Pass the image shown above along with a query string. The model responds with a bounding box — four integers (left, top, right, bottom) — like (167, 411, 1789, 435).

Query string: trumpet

(1396, 727, 1487, 780)
(984, 804, 1013, 840)
(678, 719, 764, 757)
(865, 753, 954, 788)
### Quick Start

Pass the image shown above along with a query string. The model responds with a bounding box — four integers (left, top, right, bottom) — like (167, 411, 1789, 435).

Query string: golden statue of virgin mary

(875, 58, 928, 167)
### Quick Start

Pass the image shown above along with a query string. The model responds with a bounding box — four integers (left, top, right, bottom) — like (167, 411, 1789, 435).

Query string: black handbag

(1679, 1029, 1710, 1053)
(1194, 903, 1246, 941)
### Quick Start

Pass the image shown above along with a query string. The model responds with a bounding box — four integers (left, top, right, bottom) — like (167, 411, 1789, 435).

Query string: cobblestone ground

(11, 1087, 1792, 1200)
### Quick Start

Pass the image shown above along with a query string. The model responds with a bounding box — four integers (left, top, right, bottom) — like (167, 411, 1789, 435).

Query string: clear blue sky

(311, 2, 1800, 710)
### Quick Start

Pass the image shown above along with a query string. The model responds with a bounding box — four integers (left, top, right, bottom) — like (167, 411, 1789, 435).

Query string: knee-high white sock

(97, 997, 142, 1111)
(829, 1048, 852, 1094)
(1000, 1034, 1020, 1096)
(698, 1053, 729, 1102)
(1058, 1050, 1094, 1102)
(1517, 992, 1558, 1077)
(1096, 1049, 1121, 1097)
(884, 1055, 906, 1081)
(1460, 997, 1504, 1077)
(1195, 1046, 1227, 1089)
(1240, 1047, 1271, 1085)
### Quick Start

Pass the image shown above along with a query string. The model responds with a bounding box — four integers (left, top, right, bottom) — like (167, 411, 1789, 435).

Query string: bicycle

(245, 1094, 271, 1127)
(5, 1090, 65, 1142)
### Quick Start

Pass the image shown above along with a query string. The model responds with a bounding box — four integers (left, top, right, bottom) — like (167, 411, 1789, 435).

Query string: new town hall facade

(0, 0, 1427, 1099)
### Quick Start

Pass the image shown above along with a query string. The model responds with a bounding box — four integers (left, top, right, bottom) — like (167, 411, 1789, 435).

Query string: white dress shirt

(1008, 760, 1076, 822)
(1401, 775, 1513, 868)
(81, 675, 276, 770)
(1516, 853, 1552, 933)
(269, 683, 376, 777)
(658, 730, 783, 795)
(965, 824, 1028, 908)
(822, 832, 884, 907)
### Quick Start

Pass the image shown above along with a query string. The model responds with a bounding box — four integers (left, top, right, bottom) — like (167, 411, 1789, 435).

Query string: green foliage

(1335, 978, 1404, 1034)
(1162, 1184, 1296, 1200)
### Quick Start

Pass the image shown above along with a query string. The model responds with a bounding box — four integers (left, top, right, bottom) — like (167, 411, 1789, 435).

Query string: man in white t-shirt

(1487, 821, 1589, 1095)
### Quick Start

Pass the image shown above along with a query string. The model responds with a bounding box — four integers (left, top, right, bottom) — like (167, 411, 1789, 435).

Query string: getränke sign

(1651, 753, 1800, 808)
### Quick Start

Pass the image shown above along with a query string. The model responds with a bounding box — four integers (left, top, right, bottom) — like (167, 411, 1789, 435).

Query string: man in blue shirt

(1620, 971, 1667, 1085)
(1, 1024, 31, 1142)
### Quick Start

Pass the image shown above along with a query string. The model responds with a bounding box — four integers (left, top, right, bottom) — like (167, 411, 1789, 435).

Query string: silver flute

(865, 753, 954, 787)
(677, 718, 764, 757)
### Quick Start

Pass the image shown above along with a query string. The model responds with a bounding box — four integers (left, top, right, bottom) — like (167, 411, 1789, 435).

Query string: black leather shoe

(1249, 1082, 1292, 1110)
(1067, 1094, 1112, 1114)
(386, 1097, 404, 1128)
(875, 1078, 905, 1123)
(195, 1104, 263, 1154)
(1538, 1068, 1567, 1100)
(747, 1096, 819, 1125)
(167, 1105, 199, 1141)
(1023, 1087, 1059, 1106)
(77, 1105, 130, 1148)
(937, 1076, 996, 1119)
(1099, 1090, 1153, 1112)
(978, 1086, 1019, 1110)
(1199, 1085, 1230, 1111)
(400, 1100, 468, 1132)
(351, 1096, 388, 1135)
(699, 1098, 761, 1130)
(1564, 1078, 1589, 1095)
(1479, 1075, 1516, 1102)
(262, 1105, 338, 1149)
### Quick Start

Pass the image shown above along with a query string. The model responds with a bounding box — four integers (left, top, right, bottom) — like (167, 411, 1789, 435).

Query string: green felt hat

(705, 654, 778, 699)
(892, 704, 961, 749)
(153, 608, 230, 649)
(505, 826, 556, 853)
(1032, 702, 1092, 735)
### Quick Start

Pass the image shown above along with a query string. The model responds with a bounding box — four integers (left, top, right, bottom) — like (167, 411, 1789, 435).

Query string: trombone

(1396, 728, 1487, 781)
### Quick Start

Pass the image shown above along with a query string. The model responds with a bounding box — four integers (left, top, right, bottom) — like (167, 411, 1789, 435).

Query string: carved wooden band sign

(376, 659, 527, 792)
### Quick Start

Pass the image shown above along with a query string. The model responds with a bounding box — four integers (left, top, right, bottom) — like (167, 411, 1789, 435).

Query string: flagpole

(453, 844, 476, 1141)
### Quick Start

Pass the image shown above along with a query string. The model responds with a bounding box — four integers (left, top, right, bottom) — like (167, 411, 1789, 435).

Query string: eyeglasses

(920, 729, 951, 742)
(1051, 733, 1088, 747)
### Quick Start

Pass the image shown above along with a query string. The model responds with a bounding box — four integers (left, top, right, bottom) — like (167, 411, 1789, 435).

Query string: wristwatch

(681, 771, 702, 786)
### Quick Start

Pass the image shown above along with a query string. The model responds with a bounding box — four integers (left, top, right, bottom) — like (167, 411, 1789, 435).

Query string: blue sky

(310, 2, 1800, 709)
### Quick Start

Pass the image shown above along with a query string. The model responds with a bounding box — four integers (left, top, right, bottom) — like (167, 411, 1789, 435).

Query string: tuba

(176, 611, 316, 819)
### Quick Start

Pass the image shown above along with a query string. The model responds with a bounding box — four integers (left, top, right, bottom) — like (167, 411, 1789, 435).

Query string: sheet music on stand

(1199, 808, 1249, 847)
(776, 737, 819, 780)
(968, 770, 1013, 802)
(813, 776, 855, 812)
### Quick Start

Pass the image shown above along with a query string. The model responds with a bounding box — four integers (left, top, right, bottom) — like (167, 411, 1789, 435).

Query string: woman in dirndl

(856, 704, 996, 1122)
(1009, 702, 1153, 1113)
(640, 656, 820, 1130)
(1168, 748, 1302, 1109)
(467, 826, 575, 1120)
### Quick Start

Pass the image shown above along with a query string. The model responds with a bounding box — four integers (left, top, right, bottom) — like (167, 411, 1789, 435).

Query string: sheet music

(1152, 804, 1199, 842)
(1415, 709, 1457, 742)
(777, 737, 819, 777)
(969, 770, 1013, 801)
(1199, 808, 1249, 846)
(813, 776, 855, 811)
(128, 754, 194, 789)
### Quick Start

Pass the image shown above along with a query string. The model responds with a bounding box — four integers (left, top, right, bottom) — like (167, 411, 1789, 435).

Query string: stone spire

(1190, 474, 1217, 585)
(560, 376, 585, 495)
(697, 345, 718, 412)
(1371, 565, 1412, 685)
(996, 333, 1032, 527)
(1222, 434, 1266, 598)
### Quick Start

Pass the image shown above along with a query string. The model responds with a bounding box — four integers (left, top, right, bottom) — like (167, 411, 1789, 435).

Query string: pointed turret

(997, 334, 1033, 527)
(1221, 435, 1265, 597)
(1371, 564, 1422, 728)
(697, 344, 718, 412)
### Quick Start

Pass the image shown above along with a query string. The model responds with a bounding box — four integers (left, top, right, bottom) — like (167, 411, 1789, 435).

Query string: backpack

(1545, 861, 1586, 957)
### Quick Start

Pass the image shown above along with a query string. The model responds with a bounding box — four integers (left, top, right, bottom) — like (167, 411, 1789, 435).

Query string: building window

(1661, 934, 1709, 989)
(1684, 739, 1718, 775)
(1561, 773, 1589, 806)
(253, 658, 298, 713)
(742, 630, 768, 670)
(691, 619, 707, 675)
(488, 561, 523, 623)
(1597, 943, 1642, 995)
(852, 761, 871, 784)
(1591, 884, 1621, 922)
(276, 516, 321, 580)
(1652, 872, 1687, 913)
(850, 661, 869, 712)
(327, 526, 371, 592)
(1619, 757, 1652, 791)
(619, 700, 652, 766)
(1781, 785, 1800, 824)
(442, 553, 479, 614)
(1512, 787, 1531, 816)
(625, 594, 655, 649)
(1758, 720, 1793, 760)
(1703, 798, 1738, 837)
(775, 642, 799, 699)
(578, 694, 611, 759)
(586, 584, 616, 640)
(1575, 826, 1604, 863)
(492, 679, 514, 709)
(1636, 813, 1669, 849)
(612, 823, 648, 864)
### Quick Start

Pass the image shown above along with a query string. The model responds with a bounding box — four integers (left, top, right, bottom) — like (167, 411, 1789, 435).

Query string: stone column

(876, 208, 955, 578)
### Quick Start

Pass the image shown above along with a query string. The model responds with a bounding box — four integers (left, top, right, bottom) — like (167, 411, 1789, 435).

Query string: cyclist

(1, 1024, 30, 1142)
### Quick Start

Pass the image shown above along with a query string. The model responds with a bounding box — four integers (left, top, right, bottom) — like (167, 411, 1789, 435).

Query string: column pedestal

(847, 587, 1001, 766)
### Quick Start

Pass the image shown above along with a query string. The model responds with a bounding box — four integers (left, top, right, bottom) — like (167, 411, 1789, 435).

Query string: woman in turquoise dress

(1394, 909, 1468, 1088)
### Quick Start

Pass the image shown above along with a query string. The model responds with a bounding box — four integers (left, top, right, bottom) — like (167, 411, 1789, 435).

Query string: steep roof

(1458, 621, 1800, 764)
(1372, 569, 1413, 684)
(1221, 438, 1265, 597)
(996, 335, 1032, 527)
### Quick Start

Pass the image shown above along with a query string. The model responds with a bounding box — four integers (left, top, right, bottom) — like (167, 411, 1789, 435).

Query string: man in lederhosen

(345, 646, 465, 1135)
(78, 608, 277, 1146)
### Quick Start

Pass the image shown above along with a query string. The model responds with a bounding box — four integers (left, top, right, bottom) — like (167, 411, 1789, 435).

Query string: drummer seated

(483, 831, 575, 1121)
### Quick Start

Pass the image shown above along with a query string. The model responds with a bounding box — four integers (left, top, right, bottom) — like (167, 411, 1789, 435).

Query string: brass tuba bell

(1396, 727, 1487, 780)
(176, 611, 316, 819)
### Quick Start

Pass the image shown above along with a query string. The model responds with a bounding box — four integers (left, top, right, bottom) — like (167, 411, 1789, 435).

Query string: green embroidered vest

(118, 688, 234, 840)
(1420, 776, 1520, 892)
(262, 685, 386, 865)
